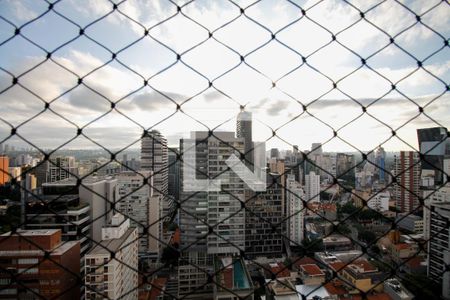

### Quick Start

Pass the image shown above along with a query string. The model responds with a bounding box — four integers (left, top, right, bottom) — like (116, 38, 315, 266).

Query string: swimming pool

(233, 260, 250, 289)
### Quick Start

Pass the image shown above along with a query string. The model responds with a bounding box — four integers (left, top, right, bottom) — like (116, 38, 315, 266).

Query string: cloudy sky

(0, 0, 448, 153)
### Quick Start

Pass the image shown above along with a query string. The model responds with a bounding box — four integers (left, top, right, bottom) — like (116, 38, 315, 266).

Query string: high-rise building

(84, 214, 138, 300)
(245, 172, 284, 257)
(311, 143, 323, 156)
(115, 171, 160, 258)
(236, 111, 254, 170)
(168, 148, 180, 203)
(286, 174, 305, 246)
(423, 185, 450, 240)
(0, 229, 80, 299)
(270, 148, 280, 159)
(141, 130, 171, 221)
(180, 131, 245, 254)
(305, 171, 320, 203)
(426, 201, 450, 299)
(178, 131, 245, 296)
(336, 153, 355, 186)
(393, 151, 420, 213)
(375, 146, 387, 183)
(0, 155, 9, 185)
(417, 127, 449, 186)
(33, 156, 78, 187)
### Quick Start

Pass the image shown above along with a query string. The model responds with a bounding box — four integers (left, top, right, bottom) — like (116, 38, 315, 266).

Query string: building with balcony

(84, 214, 138, 300)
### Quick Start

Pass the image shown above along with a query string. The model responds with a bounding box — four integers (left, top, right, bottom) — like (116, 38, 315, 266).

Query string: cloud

(128, 91, 181, 110)
(266, 99, 290, 116)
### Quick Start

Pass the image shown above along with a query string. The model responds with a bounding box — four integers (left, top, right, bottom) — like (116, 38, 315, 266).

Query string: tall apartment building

(393, 151, 420, 213)
(336, 153, 355, 186)
(115, 171, 160, 258)
(33, 156, 78, 188)
(245, 172, 284, 257)
(305, 171, 320, 203)
(375, 146, 387, 183)
(423, 185, 450, 240)
(141, 130, 171, 221)
(236, 110, 253, 170)
(168, 148, 180, 203)
(0, 155, 9, 185)
(0, 229, 80, 299)
(426, 201, 450, 299)
(180, 131, 245, 254)
(417, 127, 449, 186)
(178, 131, 245, 297)
(85, 214, 139, 300)
(286, 174, 305, 246)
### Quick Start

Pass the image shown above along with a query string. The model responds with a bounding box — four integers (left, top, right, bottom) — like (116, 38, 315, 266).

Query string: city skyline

(0, 0, 448, 152)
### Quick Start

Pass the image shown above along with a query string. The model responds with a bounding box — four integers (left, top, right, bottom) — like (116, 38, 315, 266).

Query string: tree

(300, 237, 324, 256)
(161, 243, 180, 267)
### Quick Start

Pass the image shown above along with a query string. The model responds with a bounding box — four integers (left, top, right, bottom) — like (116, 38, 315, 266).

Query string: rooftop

(300, 264, 325, 276)
(2, 229, 60, 236)
(268, 262, 291, 278)
(87, 228, 136, 255)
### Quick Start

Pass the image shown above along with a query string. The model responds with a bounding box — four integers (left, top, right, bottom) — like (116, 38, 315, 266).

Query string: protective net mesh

(0, 0, 449, 299)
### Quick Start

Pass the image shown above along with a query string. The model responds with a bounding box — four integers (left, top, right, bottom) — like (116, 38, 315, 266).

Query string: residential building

(0, 229, 80, 299)
(395, 214, 424, 233)
(417, 127, 449, 186)
(236, 110, 254, 170)
(245, 173, 284, 257)
(427, 201, 450, 299)
(168, 147, 180, 203)
(367, 191, 390, 212)
(286, 174, 305, 246)
(34, 156, 78, 187)
(339, 259, 384, 293)
(393, 151, 420, 213)
(141, 130, 170, 221)
(305, 171, 320, 203)
(213, 257, 254, 300)
(423, 185, 450, 240)
(178, 131, 245, 297)
(336, 153, 355, 186)
(84, 214, 138, 300)
(115, 171, 160, 258)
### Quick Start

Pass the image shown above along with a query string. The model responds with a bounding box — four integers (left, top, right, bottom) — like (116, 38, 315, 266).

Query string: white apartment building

(367, 191, 390, 212)
(287, 174, 305, 246)
(305, 171, 320, 203)
(85, 214, 138, 300)
(115, 171, 160, 257)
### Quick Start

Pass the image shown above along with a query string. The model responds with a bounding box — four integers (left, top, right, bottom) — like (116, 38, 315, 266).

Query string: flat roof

(2, 229, 60, 236)
(87, 228, 136, 255)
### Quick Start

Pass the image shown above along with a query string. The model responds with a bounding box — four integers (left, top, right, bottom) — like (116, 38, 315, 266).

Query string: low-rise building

(395, 214, 424, 233)
(0, 229, 80, 299)
(340, 259, 385, 293)
(383, 278, 414, 300)
(298, 264, 325, 285)
(213, 257, 254, 300)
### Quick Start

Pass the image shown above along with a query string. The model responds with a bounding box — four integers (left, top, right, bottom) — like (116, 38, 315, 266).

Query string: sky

(0, 0, 448, 154)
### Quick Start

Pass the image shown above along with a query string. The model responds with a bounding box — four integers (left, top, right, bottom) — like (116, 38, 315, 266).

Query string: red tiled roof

(348, 259, 377, 272)
(301, 264, 324, 276)
(139, 278, 168, 300)
(324, 280, 348, 295)
(293, 256, 316, 268)
(269, 263, 291, 278)
(394, 243, 410, 250)
(328, 261, 346, 272)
